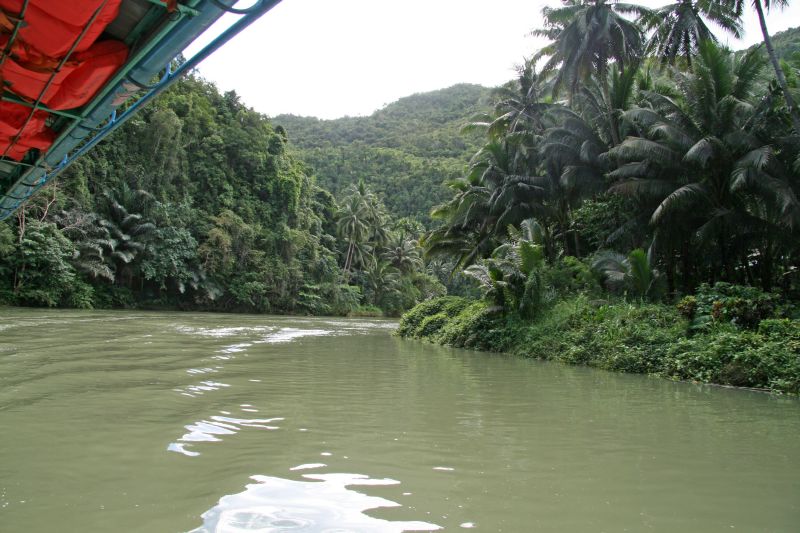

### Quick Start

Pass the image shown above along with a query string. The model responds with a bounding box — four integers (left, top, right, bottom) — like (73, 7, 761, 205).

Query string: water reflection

(169, 415, 283, 457)
(259, 328, 333, 344)
(190, 473, 440, 532)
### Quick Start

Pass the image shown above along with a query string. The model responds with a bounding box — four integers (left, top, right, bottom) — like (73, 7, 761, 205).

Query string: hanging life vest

(0, 101, 54, 161)
(0, 38, 128, 110)
(0, 0, 122, 59)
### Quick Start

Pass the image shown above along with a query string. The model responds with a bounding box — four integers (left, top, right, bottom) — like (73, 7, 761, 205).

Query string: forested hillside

(0, 74, 444, 315)
(762, 26, 800, 60)
(275, 84, 491, 222)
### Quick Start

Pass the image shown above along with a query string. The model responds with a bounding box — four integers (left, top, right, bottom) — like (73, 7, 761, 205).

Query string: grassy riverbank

(397, 295, 800, 394)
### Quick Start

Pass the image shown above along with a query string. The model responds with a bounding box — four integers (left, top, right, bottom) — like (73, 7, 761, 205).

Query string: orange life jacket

(0, 0, 122, 59)
(0, 101, 54, 161)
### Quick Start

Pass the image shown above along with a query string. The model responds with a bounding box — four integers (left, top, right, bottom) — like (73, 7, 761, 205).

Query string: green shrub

(417, 313, 449, 337)
(662, 318, 800, 392)
(544, 256, 599, 296)
(690, 282, 780, 329)
(348, 305, 383, 317)
(436, 301, 489, 346)
(436, 301, 511, 350)
(516, 299, 684, 374)
(92, 285, 136, 309)
(65, 280, 95, 309)
(397, 295, 800, 393)
(396, 296, 470, 337)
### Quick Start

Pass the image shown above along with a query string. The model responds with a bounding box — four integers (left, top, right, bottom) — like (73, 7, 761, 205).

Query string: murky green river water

(0, 308, 798, 532)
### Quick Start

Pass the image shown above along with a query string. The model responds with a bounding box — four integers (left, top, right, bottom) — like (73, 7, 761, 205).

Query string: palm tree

(534, 0, 648, 145)
(336, 194, 369, 275)
(54, 209, 115, 282)
(363, 257, 401, 308)
(99, 189, 156, 286)
(639, 0, 742, 67)
(382, 237, 423, 274)
(464, 228, 547, 318)
(464, 59, 551, 143)
(425, 138, 552, 268)
(425, 169, 494, 269)
(609, 41, 799, 288)
(735, 0, 800, 134)
(592, 248, 666, 300)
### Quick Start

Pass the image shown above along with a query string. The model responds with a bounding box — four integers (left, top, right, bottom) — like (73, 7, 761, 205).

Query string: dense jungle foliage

(399, 10, 800, 392)
(0, 75, 445, 315)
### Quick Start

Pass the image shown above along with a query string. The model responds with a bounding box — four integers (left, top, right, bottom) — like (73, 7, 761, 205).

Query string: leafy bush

(92, 285, 136, 309)
(65, 280, 95, 309)
(591, 249, 666, 302)
(396, 296, 470, 337)
(515, 298, 684, 374)
(398, 295, 800, 393)
(664, 319, 800, 392)
(681, 283, 781, 329)
(348, 305, 383, 317)
(417, 313, 449, 337)
(544, 256, 599, 296)
(436, 301, 509, 350)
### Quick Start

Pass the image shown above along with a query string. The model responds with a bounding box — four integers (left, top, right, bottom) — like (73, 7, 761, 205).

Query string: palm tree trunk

(755, 0, 800, 135)
(344, 242, 352, 273)
(681, 239, 692, 294)
(666, 250, 676, 299)
(760, 240, 774, 291)
(742, 251, 755, 285)
(719, 230, 734, 281)
(600, 70, 622, 146)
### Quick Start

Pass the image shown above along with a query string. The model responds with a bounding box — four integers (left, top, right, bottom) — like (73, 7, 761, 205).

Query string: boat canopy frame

(0, 0, 281, 221)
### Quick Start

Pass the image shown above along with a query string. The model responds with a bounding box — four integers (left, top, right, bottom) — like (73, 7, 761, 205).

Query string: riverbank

(397, 296, 800, 394)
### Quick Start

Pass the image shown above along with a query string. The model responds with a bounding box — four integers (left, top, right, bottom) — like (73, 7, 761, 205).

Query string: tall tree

(336, 194, 370, 276)
(609, 41, 799, 288)
(745, 0, 800, 134)
(639, 0, 742, 67)
(535, 0, 648, 145)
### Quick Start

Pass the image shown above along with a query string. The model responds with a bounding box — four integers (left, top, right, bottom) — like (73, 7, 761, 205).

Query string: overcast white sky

(185, 0, 800, 119)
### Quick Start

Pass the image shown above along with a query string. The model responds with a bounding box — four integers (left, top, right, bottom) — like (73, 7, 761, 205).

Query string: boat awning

(0, 0, 281, 220)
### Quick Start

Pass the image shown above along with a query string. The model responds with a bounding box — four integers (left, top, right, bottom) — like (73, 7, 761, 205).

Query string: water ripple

(189, 473, 440, 532)
(175, 326, 274, 338)
(169, 415, 283, 457)
(175, 380, 231, 397)
(257, 328, 333, 344)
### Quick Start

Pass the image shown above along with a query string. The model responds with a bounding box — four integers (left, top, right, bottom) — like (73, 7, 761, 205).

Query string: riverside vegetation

(1, 4, 799, 390)
(398, 10, 800, 393)
(0, 74, 446, 316)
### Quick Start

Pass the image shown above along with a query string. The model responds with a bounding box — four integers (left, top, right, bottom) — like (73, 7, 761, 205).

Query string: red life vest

(0, 0, 129, 160)
(0, 0, 122, 59)
(1, 39, 128, 110)
(0, 101, 54, 161)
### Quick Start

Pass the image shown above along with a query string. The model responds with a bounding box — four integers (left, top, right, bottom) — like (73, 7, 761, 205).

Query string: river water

(0, 308, 798, 532)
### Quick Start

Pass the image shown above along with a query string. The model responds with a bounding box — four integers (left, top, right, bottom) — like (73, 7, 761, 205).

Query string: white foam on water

(175, 326, 273, 338)
(289, 463, 327, 471)
(187, 367, 217, 375)
(257, 328, 333, 344)
(189, 474, 440, 532)
(168, 416, 284, 456)
(167, 443, 200, 457)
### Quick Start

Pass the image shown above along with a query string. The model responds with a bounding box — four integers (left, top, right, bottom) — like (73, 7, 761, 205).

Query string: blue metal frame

(0, 0, 282, 220)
